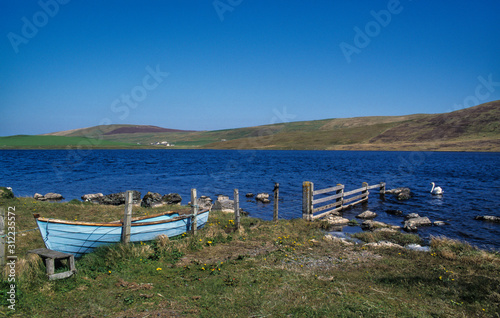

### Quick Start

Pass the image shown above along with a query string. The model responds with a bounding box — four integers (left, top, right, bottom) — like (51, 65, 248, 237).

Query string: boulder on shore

(403, 217, 432, 232)
(197, 196, 213, 211)
(325, 215, 350, 225)
(0, 187, 14, 199)
(474, 215, 500, 223)
(96, 191, 141, 205)
(141, 192, 163, 208)
(213, 199, 235, 213)
(34, 192, 64, 201)
(81, 193, 104, 202)
(162, 193, 182, 205)
(361, 220, 393, 231)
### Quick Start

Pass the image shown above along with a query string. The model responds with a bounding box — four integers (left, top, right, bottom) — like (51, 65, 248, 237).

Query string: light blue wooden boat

(33, 210, 209, 258)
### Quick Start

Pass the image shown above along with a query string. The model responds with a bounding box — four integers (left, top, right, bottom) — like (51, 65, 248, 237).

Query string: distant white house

(151, 141, 173, 146)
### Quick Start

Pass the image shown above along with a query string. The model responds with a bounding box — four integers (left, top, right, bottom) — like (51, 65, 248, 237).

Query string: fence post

(336, 184, 344, 210)
(273, 183, 279, 222)
(379, 182, 386, 199)
(302, 181, 313, 221)
(362, 182, 369, 200)
(234, 189, 240, 230)
(191, 188, 198, 235)
(121, 190, 133, 243)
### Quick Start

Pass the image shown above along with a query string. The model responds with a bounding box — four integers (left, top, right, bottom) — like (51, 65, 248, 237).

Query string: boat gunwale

(33, 209, 210, 227)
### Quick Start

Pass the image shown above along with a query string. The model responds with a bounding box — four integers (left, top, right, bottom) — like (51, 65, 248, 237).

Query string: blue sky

(1, 0, 499, 136)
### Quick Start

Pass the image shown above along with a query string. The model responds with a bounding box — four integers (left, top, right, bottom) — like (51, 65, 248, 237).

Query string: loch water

(1, 149, 499, 251)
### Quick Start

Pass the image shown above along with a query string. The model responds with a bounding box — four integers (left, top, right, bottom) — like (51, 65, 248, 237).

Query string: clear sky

(1, 0, 499, 136)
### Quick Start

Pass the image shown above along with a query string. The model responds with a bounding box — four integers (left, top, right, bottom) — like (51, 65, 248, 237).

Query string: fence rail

(302, 181, 385, 221)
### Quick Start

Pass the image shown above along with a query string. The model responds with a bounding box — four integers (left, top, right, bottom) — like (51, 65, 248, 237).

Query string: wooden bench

(28, 248, 77, 280)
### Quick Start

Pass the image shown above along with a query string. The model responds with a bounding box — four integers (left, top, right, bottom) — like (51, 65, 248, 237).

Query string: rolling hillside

(4, 101, 500, 151)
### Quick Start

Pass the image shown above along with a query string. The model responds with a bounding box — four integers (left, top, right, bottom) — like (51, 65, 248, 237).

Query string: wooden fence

(302, 181, 385, 221)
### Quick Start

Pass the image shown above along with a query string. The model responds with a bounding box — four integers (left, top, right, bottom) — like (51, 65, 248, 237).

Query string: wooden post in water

(121, 190, 133, 243)
(191, 188, 198, 235)
(362, 182, 369, 201)
(273, 183, 279, 222)
(336, 184, 344, 210)
(302, 181, 313, 221)
(234, 189, 240, 230)
(379, 182, 386, 200)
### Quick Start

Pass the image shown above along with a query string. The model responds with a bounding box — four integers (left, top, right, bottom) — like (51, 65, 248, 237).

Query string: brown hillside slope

(369, 101, 500, 144)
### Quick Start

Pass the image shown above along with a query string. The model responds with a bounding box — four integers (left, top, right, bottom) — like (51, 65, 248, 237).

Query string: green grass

(1, 197, 499, 317)
(0, 135, 136, 149)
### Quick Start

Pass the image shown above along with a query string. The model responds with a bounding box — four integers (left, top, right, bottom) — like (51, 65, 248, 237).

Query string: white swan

(430, 182, 443, 195)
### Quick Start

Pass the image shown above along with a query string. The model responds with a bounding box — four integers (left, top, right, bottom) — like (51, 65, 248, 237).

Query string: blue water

(1, 149, 499, 251)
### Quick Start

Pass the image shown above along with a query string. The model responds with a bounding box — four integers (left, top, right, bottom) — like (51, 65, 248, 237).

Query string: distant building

(150, 141, 172, 146)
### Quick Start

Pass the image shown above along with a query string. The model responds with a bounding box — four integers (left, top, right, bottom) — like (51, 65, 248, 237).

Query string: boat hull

(35, 211, 209, 257)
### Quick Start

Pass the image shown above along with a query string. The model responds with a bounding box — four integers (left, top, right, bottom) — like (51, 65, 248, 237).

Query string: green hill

(0, 135, 136, 149)
(4, 100, 500, 151)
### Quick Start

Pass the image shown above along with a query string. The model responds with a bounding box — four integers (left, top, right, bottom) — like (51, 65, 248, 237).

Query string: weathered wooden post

(191, 188, 198, 235)
(362, 182, 369, 202)
(379, 182, 385, 200)
(234, 189, 240, 230)
(121, 190, 133, 243)
(273, 183, 279, 222)
(302, 181, 313, 221)
(336, 184, 344, 210)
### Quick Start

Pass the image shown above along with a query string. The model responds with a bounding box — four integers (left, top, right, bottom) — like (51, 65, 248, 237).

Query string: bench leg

(45, 258, 55, 275)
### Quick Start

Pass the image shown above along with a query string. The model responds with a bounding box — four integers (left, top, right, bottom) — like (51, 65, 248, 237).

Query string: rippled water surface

(1, 149, 499, 250)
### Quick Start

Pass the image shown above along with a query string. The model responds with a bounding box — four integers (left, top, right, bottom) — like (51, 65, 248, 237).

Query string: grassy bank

(1, 198, 499, 317)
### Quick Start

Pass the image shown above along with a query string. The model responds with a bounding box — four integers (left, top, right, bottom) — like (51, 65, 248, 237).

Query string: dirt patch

(104, 125, 194, 135)
(177, 241, 278, 267)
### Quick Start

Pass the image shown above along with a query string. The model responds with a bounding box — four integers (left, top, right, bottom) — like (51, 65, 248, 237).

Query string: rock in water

(474, 215, 500, 223)
(356, 210, 377, 219)
(386, 187, 411, 200)
(386, 209, 403, 216)
(256, 193, 270, 203)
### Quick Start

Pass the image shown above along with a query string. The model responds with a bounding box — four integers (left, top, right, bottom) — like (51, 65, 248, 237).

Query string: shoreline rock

(403, 216, 432, 232)
(34, 192, 64, 201)
(0, 187, 14, 199)
(81, 193, 104, 202)
(96, 191, 141, 205)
